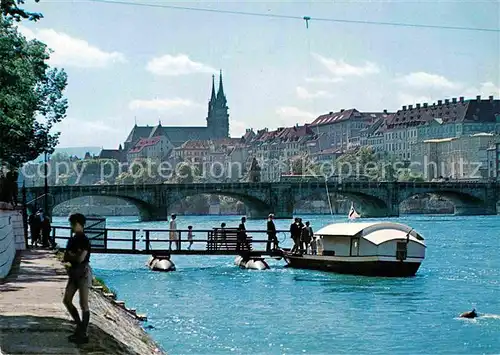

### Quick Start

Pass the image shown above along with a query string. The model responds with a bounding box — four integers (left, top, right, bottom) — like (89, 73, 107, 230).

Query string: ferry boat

(283, 222, 426, 277)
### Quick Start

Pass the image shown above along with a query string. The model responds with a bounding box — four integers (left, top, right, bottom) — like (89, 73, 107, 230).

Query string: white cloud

(230, 120, 250, 137)
(313, 53, 380, 77)
(55, 117, 123, 148)
(18, 25, 126, 68)
(146, 54, 216, 76)
(275, 106, 316, 119)
(305, 77, 344, 84)
(128, 98, 200, 111)
(296, 86, 333, 100)
(463, 82, 500, 99)
(397, 93, 433, 108)
(396, 72, 461, 90)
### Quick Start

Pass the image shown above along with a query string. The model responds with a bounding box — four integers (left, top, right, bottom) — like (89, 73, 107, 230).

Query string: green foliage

(0, 14, 67, 169)
(335, 147, 398, 181)
(398, 170, 425, 182)
(115, 172, 134, 185)
(1, 0, 43, 22)
(173, 162, 199, 184)
(92, 277, 112, 295)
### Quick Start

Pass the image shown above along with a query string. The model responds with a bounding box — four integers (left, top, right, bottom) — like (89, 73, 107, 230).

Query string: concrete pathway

(0, 250, 162, 354)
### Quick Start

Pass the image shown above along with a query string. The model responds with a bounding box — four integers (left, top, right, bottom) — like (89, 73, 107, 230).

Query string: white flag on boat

(348, 203, 360, 220)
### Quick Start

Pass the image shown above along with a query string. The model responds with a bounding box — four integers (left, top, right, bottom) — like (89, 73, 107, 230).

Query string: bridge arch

(398, 189, 496, 216)
(293, 185, 394, 217)
(164, 190, 272, 219)
(50, 194, 160, 221)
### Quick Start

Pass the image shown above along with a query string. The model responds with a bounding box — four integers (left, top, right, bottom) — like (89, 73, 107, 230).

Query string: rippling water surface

(54, 214, 500, 354)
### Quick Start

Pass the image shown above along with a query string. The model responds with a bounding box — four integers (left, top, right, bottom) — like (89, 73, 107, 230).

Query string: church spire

(216, 69, 226, 105)
(210, 74, 216, 103)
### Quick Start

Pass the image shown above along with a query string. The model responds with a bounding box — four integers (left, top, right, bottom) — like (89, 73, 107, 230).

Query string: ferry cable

(324, 177, 335, 222)
(87, 0, 500, 33)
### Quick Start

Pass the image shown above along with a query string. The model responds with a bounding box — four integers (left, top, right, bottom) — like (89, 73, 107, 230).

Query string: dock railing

(49, 226, 289, 256)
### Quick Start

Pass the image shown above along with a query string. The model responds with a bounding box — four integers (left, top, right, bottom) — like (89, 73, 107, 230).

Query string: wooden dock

(49, 225, 287, 257)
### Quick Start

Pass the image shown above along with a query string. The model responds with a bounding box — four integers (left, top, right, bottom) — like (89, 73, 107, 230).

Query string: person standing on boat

(290, 218, 301, 254)
(187, 225, 194, 250)
(310, 235, 317, 255)
(266, 213, 278, 252)
(237, 217, 249, 251)
(220, 222, 228, 250)
(301, 221, 313, 254)
(298, 218, 305, 253)
(169, 214, 178, 250)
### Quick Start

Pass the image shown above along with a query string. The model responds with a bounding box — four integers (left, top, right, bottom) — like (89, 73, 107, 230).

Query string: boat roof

(314, 222, 425, 246)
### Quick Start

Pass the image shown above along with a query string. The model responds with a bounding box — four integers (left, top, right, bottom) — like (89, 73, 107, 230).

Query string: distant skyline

(17, 0, 500, 148)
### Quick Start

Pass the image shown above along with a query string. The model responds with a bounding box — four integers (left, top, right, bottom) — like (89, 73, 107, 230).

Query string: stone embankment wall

(0, 203, 25, 278)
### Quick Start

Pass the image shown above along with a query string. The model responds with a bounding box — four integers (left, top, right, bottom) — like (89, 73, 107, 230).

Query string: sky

(16, 0, 500, 149)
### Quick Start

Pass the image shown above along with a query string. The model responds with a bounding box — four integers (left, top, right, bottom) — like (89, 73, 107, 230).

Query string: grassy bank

(55, 251, 115, 296)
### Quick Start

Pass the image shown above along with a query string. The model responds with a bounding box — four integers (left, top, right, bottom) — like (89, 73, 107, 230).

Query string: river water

(53, 214, 500, 354)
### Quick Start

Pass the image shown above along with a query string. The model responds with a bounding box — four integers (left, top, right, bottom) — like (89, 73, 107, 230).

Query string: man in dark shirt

(237, 216, 249, 251)
(290, 218, 301, 254)
(63, 213, 92, 344)
(266, 213, 278, 252)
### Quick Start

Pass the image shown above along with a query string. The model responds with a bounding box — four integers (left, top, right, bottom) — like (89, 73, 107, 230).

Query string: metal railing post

(104, 229, 108, 251)
(145, 231, 150, 252)
(132, 230, 137, 253)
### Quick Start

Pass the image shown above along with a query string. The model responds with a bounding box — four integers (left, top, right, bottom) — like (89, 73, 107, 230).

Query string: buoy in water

(148, 255, 176, 272)
(234, 256, 270, 270)
(459, 309, 478, 319)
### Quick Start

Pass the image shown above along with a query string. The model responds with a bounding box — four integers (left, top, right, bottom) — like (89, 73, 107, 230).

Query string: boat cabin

(315, 222, 426, 260)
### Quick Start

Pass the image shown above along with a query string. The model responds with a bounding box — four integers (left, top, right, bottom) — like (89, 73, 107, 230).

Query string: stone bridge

(23, 181, 499, 220)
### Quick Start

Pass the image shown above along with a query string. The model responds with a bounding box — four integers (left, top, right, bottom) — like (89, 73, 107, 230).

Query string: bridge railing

(48, 226, 290, 255)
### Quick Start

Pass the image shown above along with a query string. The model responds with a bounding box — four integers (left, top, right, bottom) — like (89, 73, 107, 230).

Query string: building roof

(129, 137, 162, 153)
(163, 127, 210, 147)
(385, 96, 500, 131)
(176, 140, 211, 150)
(98, 149, 125, 161)
(125, 125, 154, 144)
(310, 109, 359, 126)
(315, 221, 425, 246)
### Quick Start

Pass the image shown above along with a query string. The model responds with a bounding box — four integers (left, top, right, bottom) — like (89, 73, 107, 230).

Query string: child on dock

(310, 236, 317, 255)
(187, 226, 194, 250)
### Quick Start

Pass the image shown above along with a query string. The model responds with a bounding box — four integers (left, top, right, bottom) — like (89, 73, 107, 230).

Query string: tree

(1, 0, 43, 22)
(0, 11, 68, 170)
(173, 162, 199, 184)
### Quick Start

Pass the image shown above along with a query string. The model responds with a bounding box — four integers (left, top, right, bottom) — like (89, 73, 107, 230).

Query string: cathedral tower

(206, 70, 229, 139)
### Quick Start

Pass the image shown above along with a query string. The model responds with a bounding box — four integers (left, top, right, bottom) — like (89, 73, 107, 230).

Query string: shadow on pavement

(0, 314, 138, 354)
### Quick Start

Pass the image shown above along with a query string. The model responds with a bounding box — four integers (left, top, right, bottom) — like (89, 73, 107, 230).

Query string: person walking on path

(41, 216, 51, 248)
(266, 213, 278, 252)
(63, 213, 92, 344)
(29, 210, 42, 247)
(169, 214, 178, 251)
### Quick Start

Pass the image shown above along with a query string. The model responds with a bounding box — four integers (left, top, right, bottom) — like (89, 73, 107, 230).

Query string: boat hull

(284, 255, 421, 277)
